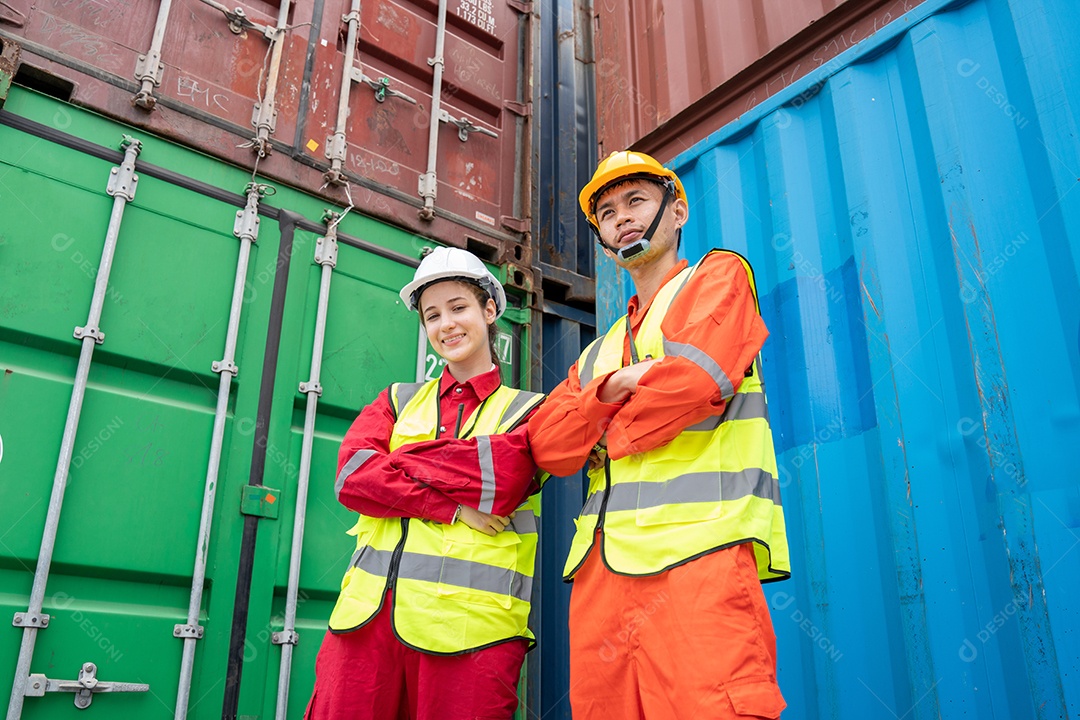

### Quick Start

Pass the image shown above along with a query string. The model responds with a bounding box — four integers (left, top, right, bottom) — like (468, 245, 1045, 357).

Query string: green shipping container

(0, 87, 533, 719)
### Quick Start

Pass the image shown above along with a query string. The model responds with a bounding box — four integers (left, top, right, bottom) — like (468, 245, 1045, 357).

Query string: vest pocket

(436, 530, 523, 610)
(632, 472, 725, 527)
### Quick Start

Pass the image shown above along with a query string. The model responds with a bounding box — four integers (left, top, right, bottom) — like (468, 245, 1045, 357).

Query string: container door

(0, 104, 282, 719)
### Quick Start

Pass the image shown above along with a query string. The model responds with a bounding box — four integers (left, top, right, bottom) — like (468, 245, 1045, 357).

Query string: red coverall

(305, 366, 539, 720)
(528, 253, 787, 719)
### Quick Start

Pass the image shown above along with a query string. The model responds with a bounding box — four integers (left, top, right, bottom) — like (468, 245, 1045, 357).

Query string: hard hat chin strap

(594, 181, 674, 262)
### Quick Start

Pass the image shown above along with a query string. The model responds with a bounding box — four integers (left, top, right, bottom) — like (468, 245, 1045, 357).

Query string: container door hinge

(501, 216, 529, 233)
(12, 612, 50, 628)
(314, 217, 339, 268)
(299, 381, 323, 396)
(271, 630, 299, 646)
(106, 143, 141, 202)
(25, 663, 149, 709)
(133, 52, 164, 88)
(241, 485, 280, 519)
(173, 624, 205, 639)
(251, 102, 278, 134)
(504, 100, 532, 117)
(507, 0, 532, 14)
(418, 172, 438, 203)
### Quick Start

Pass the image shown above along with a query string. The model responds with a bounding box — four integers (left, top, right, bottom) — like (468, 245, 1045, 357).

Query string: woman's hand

(458, 506, 514, 536)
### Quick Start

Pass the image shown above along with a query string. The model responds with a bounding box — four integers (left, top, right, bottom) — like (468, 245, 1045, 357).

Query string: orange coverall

(529, 252, 787, 719)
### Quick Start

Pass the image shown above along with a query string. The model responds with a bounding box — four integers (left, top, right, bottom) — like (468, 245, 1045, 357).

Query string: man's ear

(672, 198, 689, 228)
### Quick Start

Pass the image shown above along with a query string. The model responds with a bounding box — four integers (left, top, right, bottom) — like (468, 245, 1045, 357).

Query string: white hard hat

(400, 246, 507, 318)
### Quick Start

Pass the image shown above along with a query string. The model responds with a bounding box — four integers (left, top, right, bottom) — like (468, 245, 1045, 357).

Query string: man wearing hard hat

(529, 151, 790, 719)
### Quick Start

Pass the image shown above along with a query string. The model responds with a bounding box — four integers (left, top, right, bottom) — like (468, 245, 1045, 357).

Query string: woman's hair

(421, 279, 501, 370)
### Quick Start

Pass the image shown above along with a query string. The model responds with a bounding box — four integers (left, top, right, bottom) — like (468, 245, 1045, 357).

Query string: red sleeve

(606, 252, 768, 459)
(391, 414, 541, 516)
(336, 388, 459, 524)
(526, 363, 623, 477)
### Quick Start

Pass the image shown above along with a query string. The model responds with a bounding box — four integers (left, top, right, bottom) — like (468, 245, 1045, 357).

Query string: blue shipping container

(595, 0, 1080, 717)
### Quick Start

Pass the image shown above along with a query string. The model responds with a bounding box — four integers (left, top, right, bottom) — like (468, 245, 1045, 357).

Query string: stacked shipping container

(592, 0, 1079, 718)
(0, 1, 546, 718)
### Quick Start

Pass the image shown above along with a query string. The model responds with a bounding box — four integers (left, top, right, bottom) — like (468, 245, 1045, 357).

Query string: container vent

(14, 65, 74, 101)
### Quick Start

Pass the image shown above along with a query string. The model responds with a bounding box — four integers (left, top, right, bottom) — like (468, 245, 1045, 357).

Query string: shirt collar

(438, 364, 502, 400)
(627, 259, 689, 320)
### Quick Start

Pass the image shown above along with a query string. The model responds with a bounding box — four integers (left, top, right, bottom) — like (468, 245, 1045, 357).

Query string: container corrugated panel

(594, 0, 933, 159)
(0, 0, 533, 265)
(0, 87, 533, 719)
(594, 0, 848, 151)
(596, 0, 1080, 716)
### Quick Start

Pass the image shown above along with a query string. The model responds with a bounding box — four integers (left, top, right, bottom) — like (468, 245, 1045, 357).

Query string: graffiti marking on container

(53, 0, 126, 30)
(451, 46, 482, 84)
(39, 14, 121, 62)
(377, 2, 410, 35)
(177, 76, 230, 111)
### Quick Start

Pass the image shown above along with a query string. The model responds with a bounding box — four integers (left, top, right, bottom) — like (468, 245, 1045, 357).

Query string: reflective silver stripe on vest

(662, 338, 735, 400)
(577, 337, 606, 387)
(349, 544, 393, 576)
(507, 509, 537, 534)
(353, 548, 532, 603)
(582, 467, 780, 516)
(581, 488, 606, 516)
(684, 391, 768, 432)
(393, 382, 426, 415)
(336, 449, 376, 497)
(477, 435, 496, 513)
(502, 390, 542, 428)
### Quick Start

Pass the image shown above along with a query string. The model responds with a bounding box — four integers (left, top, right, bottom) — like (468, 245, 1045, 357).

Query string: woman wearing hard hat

(305, 247, 545, 720)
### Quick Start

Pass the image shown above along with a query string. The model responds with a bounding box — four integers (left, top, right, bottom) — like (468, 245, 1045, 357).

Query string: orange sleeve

(605, 252, 768, 459)
(526, 361, 623, 477)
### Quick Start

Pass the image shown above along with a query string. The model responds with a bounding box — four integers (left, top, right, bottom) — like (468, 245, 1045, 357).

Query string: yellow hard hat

(578, 151, 687, 227)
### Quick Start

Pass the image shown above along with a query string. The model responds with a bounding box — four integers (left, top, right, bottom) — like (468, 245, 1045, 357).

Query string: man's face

(593, 178, 687, 267)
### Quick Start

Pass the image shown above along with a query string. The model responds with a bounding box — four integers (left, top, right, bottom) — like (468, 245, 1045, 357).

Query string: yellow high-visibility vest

(564, 250, 790, 581)
(328, 378, 544, 654)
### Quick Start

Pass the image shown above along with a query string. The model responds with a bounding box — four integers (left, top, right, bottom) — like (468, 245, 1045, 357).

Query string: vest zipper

(595, 455, 613, 530)
(386, 518, 409, 590)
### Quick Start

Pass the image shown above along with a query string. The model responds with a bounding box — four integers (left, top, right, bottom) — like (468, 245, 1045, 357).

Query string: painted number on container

(494, 330, 512, 366)
(126, 442, 169, 467)
(0, 432, 4, 466)
(425, 354, 448, 382)
(457, 0, 495, 34)
(424, 330, 511, 381)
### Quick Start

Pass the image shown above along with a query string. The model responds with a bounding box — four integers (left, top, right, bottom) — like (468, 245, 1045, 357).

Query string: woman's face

(418, 280, 497, 370)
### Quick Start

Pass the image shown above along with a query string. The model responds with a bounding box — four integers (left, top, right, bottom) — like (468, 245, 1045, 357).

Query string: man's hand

(458, 506, 514, 536)
(598, 359, 658, 404)
(587, 440, 607, 471)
